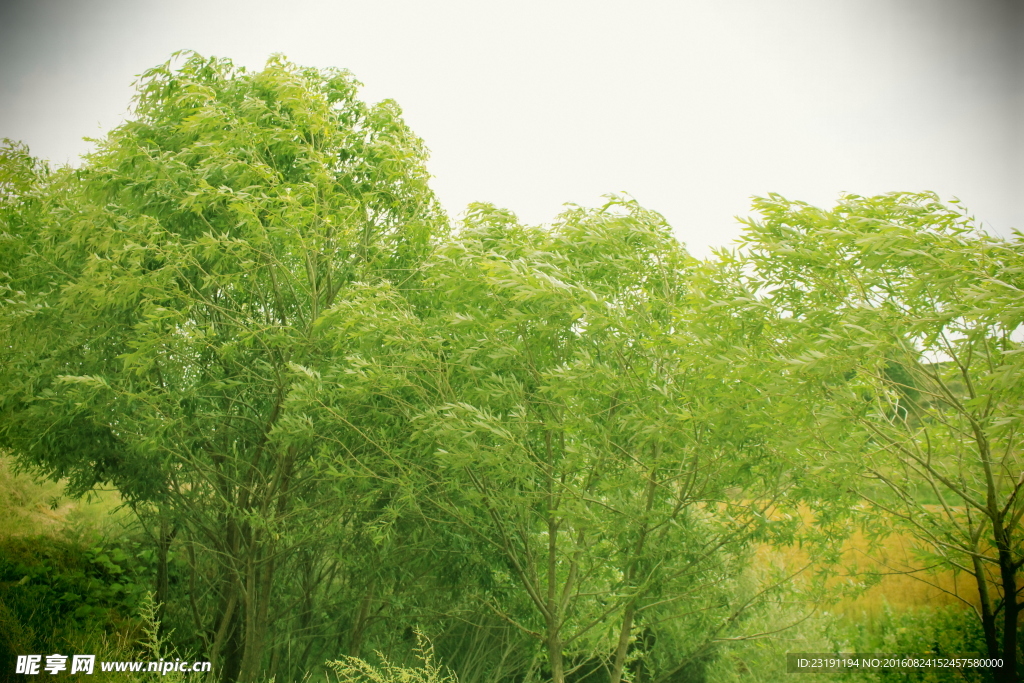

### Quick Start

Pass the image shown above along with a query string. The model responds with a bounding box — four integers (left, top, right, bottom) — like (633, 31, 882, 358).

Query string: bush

(328, 634, 457, 683)
(0, 535, 146, 674)
(832, 604, 995, 683)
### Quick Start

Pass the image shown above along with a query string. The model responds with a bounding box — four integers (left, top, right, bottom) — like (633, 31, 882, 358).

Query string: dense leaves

(284, 196, 822, 683)
(3, 51, 1020, 683)
(741, 192, 1024, 681)
(0, 536, 150, 675)
(0, 52, 444, 683)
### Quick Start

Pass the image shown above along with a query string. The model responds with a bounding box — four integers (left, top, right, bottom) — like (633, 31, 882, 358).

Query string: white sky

(1, 0, 1020, 258)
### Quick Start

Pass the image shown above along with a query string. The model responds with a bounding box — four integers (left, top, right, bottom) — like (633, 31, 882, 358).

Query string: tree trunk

(547, 630, 565, 683)
(349, 579, 376, 657)
(219, 608, 244, 683)
(238, 548, 275, 683)
(997, 544, 1019, 683)
(209, 579, 238, 682)
(545, 429, 565, 683)
(156, 516, 174, 627)
(611, 459, 659, 683)
(971, 554, 1000, 660)
(610, 603, 637, 683)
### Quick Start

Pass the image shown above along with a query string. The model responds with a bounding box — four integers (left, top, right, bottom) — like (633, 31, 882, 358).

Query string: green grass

(0, 454, 127, 540)
(0, 454, 147, 680)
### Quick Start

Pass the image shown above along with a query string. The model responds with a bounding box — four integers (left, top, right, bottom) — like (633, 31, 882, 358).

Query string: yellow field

(756, 505, 983, 624)
(832, 528, 981, 621)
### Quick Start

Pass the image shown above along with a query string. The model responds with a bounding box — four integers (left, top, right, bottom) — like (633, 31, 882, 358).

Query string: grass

(0, 454, 145, 680)
(0, 454, 127, 540)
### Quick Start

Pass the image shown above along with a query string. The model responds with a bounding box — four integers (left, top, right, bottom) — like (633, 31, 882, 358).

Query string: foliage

(740, 191, 1024, 680)
(4, 48, 1019, 683)
(0, 535, 149, 676)
(328, 634, 458, 683)
(834, 605, 991, 683)
(292, 197, 824, 683)
(0, 50, 444, 682)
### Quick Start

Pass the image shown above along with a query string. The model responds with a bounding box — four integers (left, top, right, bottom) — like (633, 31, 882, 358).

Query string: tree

(0, 52, 443, 682)
(303, 198, 810, 683)
(740, 192, 1024, 681)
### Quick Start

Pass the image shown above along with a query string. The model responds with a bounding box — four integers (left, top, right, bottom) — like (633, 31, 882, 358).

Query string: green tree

(302, 198, 811, 683)
(740, 192, 1024, 681)
(0, 52, 443, 682)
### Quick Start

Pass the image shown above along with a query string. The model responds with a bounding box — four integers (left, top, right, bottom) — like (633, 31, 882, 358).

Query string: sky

(1, 0, 1021, 258)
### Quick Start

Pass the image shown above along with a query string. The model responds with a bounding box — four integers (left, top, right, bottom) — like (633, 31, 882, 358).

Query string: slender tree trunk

(238, 535, 277, 682)
(237, 543, 257, 682)
(610, 604, 637, 683)
(268, 646, 280, 683)
(221, 612, 244, 683)
(349, 579, 376, 657)
(611, 458, 659, 683)
(546, 522, 565, 683)
(156, 516, 175, 626)
(971, 554, 1000, 660)
(237, 442, 293, 682)
(545, 429, 565, 683)
(213, 601, 243, 683)
(209, 567, 239, 681)
(547, 629, 565, 683)
(997, 543, 1019, 683)
(216, 512, 246, 683)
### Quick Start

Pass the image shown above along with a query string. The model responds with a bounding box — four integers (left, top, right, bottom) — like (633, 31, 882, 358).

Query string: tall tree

(741, 192, 1024, 681)
(0, 52, 443, 682)
(306, 198, 807, 683)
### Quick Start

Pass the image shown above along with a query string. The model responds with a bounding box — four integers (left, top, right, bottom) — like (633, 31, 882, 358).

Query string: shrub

(328, 633, 457, 683)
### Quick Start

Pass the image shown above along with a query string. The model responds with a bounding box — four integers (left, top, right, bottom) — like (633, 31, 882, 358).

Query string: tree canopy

(1, 51, 444, 682)
(2, 52, 1021, 683)
(741, 192, 1024, 681)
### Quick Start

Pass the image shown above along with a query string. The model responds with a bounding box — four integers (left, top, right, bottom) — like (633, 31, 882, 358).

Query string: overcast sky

(1, 0, 1020, 257)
